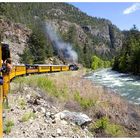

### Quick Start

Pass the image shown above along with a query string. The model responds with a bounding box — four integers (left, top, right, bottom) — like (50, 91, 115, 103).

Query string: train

(0, 43, 78, 137)
(8, 63, 78, 80)
(2, 63, 78, 97)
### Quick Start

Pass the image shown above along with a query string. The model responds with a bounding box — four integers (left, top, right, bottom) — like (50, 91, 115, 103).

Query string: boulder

(55, 110, 92, 126)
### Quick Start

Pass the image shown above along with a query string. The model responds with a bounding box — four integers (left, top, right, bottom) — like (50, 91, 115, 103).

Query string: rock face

(47, 19, 123, 59)
(45, 19, 87, 48)
(0, 18, 31, 64)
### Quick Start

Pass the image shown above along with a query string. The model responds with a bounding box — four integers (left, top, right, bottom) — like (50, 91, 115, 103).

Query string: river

(85, 68, 140, 104)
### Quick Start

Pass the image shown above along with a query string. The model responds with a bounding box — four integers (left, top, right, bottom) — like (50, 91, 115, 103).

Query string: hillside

(3, 70, 140, 137)
(0, 3, 123, 67)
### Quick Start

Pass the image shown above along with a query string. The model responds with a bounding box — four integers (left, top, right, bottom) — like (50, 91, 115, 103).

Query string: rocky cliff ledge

(0, 18, 31, 64)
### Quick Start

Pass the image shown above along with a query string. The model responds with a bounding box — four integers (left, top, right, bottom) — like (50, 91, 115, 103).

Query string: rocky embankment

(0, 18, 31, 64)
(3, 70, 140, 137)
(3, 73, 93, 138)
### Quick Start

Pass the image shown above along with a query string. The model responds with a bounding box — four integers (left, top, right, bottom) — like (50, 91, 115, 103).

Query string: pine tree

(113, 25, 140, 75)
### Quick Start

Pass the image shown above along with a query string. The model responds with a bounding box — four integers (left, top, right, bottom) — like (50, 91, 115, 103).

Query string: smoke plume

(45, 22, 78, 63)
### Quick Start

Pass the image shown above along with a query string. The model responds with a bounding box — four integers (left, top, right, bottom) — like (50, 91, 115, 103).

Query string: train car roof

(33, 64, 69, 66)
(13, 64, 70, 67)
(14, 64, 26, 66)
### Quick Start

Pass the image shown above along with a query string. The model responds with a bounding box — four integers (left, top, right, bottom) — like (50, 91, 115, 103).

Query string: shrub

(21, 112, 35, 122)
(18, 98, 26, 109)
(4, 120, 14, 134)
(94, 116, 109, 130)
(91, 55, 111, 70)
(89, 116, 124, 137)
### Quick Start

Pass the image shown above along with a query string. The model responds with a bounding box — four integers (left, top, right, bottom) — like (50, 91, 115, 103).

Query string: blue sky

(70, 2, 140, 30)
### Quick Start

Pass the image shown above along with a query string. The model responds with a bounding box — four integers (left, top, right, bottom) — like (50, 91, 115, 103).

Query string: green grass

(3, 99, 11, 110)
(21, 112, 35, 122)
(89, 117, 125, 137)
(18, 98, 26, 109)
(4, 120, 14, 134)
(9, 89, 14, 94)
(13, 75, 69, 100)
(106, 123, 124, 137)
(74, 91, 96, 109)
(58, 85, 69, 101)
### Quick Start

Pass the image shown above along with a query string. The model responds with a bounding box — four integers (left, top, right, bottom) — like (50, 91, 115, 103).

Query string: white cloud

(123, 3, 140, 15)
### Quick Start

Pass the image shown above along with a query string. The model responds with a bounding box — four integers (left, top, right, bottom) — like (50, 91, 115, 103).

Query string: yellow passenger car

(15, 65, 26, 76)
(38, 65, 51, 73)
(51, 65, 62, 72)
(61, 65, 69, 71)
(26, 65, 39, 74)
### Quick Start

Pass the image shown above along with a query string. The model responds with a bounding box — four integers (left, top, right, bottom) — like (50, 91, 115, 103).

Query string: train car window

(2, 43, 10, 62)
(25, 64, 30, 69)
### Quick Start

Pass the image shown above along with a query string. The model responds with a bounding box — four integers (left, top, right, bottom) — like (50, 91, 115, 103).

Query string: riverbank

(3, 69, 140, 137)
(85, 68, 140, 104)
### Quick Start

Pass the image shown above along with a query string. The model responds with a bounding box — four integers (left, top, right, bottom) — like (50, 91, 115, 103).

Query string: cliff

(0, 18, 31, 64)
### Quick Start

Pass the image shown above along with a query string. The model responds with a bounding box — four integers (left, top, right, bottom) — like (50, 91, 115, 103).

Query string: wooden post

(0, 43, 3, 137)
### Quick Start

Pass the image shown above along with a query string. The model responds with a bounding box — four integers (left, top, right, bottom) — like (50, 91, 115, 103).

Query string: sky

(70, 2, 140, 31)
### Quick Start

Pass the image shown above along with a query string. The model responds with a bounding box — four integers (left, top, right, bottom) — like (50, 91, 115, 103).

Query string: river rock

(45, 112, 51, 119)
(60, 120, 68, 125)
(50, 113, 55, 120)
(26, 94, 31, 100)
(51, 119, 56, 124)
(56, 128, 62, 136)
(40, 107, 46, 114)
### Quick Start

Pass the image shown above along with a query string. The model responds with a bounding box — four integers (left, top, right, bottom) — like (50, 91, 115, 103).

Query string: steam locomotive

(0, 43, 78, 137)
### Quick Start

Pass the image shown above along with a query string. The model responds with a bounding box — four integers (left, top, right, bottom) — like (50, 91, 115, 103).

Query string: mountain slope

(0, 3, 123, 67)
